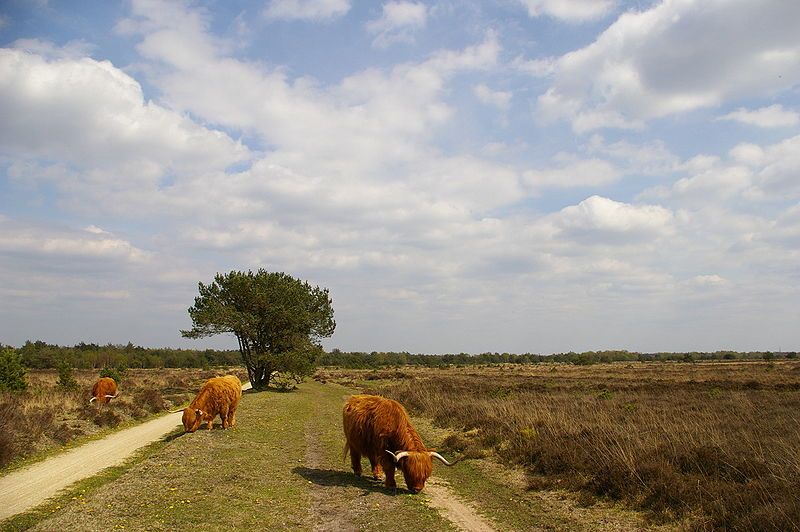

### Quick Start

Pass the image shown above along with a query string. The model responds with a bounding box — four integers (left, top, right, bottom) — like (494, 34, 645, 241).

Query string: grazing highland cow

(89, 377, 118, 404)
(343, 394, 459, 493)
(182, 375, 242, 433)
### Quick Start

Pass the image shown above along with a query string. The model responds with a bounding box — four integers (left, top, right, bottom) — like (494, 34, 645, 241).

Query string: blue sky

(1, 0, 799, 354)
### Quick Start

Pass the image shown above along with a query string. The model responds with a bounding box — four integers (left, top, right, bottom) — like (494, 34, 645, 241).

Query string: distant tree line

(318, 348, 798, 368)
(1, 340, 241, 369)
(0, 341, 795, 370)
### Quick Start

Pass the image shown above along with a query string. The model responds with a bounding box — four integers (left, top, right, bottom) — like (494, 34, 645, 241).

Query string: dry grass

(318, 361, 800, 531)
(0, 367, 248, 469)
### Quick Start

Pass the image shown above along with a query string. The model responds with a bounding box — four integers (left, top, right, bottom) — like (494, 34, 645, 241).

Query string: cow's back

(191, 375, 242, 415)
(343, 395, 412, 455)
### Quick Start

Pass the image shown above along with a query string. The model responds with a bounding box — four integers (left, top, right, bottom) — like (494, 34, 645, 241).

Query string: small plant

(596, 389, 614, 400)
(57, 358, 78, 390)
(0, 347, 27, 392)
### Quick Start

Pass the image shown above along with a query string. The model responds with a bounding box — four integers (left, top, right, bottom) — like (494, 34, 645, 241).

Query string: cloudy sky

(1, 0, 799, 354)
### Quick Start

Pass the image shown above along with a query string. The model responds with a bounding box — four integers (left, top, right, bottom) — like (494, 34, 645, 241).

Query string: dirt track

(0, 382, 251, 522)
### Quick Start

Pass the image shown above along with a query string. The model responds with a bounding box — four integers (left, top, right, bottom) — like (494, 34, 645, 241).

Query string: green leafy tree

(0, 347, 28, 392)
(181, 270, 335, 390)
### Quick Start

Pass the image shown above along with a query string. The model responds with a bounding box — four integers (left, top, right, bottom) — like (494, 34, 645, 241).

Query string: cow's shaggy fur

(90, 377, 118, 404)
(343, 394, 435, 493)
(182, 375, 241, 433)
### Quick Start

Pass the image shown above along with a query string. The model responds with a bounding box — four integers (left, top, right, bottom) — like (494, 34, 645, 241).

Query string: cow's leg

(368, 456, 383, 480)
(228, 409, 236, 427)
(381, 455, 397, 490)
(350, 448, 362, 476)
(220, 407, 229, 429)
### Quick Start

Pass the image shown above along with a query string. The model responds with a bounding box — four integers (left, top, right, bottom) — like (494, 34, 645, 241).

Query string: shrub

(0, 348, 27, 392)
(134, 388, 167, 414)
(57, 358, 78, 390)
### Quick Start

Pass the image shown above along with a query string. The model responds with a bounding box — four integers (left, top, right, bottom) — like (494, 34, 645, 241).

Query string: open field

(2, 377, 671, 531)
(3, 362, 797, 531)
(0, 367, 247, 470)
(318, 361, 800, 530)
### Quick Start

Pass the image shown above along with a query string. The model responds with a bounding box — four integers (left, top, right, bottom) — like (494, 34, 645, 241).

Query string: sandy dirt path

(0, 382, 251, 522)
(425, 478, 496, 532)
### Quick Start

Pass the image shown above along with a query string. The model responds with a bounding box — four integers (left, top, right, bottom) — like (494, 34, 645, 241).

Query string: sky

(0, 0, 799, 354)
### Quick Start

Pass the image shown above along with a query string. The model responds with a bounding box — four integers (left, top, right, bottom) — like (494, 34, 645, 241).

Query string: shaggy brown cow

(343, 394, 458, 493)
(181, 375, 242, 433)
(89, 377, 118, 404)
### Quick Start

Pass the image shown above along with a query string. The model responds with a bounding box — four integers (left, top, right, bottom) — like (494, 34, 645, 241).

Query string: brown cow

(89, 377, 118, 404)
(181, 375, 242, 433)
(343, 394, 458, 493)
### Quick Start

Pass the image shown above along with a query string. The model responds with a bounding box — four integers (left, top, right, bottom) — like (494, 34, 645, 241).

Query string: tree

(181, 270, 335, 390)
(0, 347, 27, 392)
(57, 358, 78, 390)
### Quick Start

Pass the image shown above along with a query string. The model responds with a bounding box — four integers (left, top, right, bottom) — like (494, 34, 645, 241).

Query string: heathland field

(320, 361, 800, 530)
(2, 361, 798, 531)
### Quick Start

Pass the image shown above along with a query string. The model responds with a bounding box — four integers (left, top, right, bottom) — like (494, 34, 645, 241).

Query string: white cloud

(263, 0, 351, 21)
(366, 1, 428, 48)
(718, 104, 800, 128)
(519, 0, 616, 22)
(0, 218, 149, 263)
(551, 195, 674, 242)
(0, 47, 249, 183)
(640, 134, 800, 204)
(538, 1, 800, 131)
(473, 84, 511, 110)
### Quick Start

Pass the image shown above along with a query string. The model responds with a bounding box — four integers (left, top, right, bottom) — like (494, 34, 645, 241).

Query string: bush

(0, 348, 27, 392)
(99, 365, 124, 384)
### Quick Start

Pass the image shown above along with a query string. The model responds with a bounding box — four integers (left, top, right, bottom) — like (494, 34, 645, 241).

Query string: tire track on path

(304, 420, 357, 532)
(425, 477, 496, 532)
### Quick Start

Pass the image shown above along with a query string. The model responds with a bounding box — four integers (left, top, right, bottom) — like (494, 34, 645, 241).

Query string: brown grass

(318, 361, 800, 531)
(0, 367, 247, 469)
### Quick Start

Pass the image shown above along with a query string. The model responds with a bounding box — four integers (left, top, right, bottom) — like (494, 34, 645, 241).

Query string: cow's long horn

(430, 452, 460, 466)
(89, 397, 96, 403)
(104, 393, 118, 398)
(385, 450, 410, 463)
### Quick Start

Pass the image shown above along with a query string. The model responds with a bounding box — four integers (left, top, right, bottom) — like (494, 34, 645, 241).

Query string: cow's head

(182, 408, 205, 433)
(386, 450, 459, 493)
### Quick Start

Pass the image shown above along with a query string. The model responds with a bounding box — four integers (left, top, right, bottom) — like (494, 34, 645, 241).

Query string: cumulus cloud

(0, 47, 249, 183)
(718, 104, 800, 128)
(551, 195, 674, 242)
(263, 0, 351, 21)
(538, 1, 800, 131)
(474, 84, 512, 110)
(366, 1, 427, 48)
(640, 134, 800, 204)
(519, 0, 617, 22)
